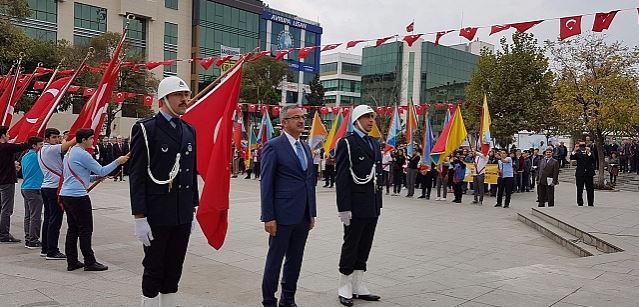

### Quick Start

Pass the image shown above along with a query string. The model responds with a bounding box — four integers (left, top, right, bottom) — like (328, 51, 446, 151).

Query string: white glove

(134, 218, 154, 246)
(191, 214, 197, 233)
(338, 211, 352, 226)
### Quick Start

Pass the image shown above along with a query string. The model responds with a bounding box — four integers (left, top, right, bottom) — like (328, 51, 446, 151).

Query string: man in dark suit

(570, 142, 596, 206)
(537, 147, 560, 207)
(113, 136, 129, 181)
(98, 136, 113, 166)
(129, 76, 199, 307)
(260, 105, 316, 307)
(335, 105, 382, 306)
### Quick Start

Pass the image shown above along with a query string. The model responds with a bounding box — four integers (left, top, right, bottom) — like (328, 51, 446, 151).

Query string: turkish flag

(182, 60, 244, 250)
(435, 30, 453, 46)
(145, 61, 163, 70)
(250, 50, 271, 61)
(216, 55, 233, 66)
(200, 57, 216, 70)
(68, 29, 126, 141)
(459, 27, 478, 41)
(559, 16, 581, 40)
(34, 67, 54, 75)
(68, 85, 80, 93)
(375, 36, 394, 47)
(403, 34, 422, 47)
(274, 49, 291, 61)
(58, 69, 75, 76)
(248, 104, 257, 113)
(510, 20, 543, 33)
(346, 40, 366, 48)
(115, 92, 125, 103)
(592, 11, 618, 32)
(271, 106, 280, 117)
(126, 92, 137, 98)
(82, 88, 95, 97)
(10, 77, 74, 142)
(490, 25, 510, 35)
(332, 107, 340, 115)
(321, 43, 341, 52)
(143, 95, 153, 107)
(33, 81, 46, 90)
(298, 46, 316, 60)
(406, 21, 414, 32)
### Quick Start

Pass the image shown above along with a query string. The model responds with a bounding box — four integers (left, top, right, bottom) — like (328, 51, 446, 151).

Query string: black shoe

(67, 261, 85, 271)
(84, 262, 108, 271)
(39, 251, 47, 257)
(278, 303, 299, 307)
(46, 252, 66, 260)
(339, 296, 353, 306)
(354, 294, 381, 301)
(25, 241, 42, 249)
(503, 205, 510, 208)
(417, 195, 426, 199)
(538, 204, 545, 207)
(494, 204, 502, 207)
(0, 236, 21, 244)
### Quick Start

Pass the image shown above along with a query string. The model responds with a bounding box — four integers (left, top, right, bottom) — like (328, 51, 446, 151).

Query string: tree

(547, 34, 639, 187)
(240, 56, 291, 104)
(306, 74, 325, 106)
(465, 32, 555, 147)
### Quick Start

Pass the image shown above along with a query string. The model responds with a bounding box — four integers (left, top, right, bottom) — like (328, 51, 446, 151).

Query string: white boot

(338, 273, 353, 299)
(140, 295, 159, 307)
(352, 270, 371, 296)
(159, 293, 177, 307)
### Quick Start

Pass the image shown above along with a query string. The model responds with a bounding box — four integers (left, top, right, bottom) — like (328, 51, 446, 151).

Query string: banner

(463, 164, 498, 185)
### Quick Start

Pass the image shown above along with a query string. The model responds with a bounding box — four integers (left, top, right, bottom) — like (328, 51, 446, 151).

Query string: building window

(342, 63, 361, 76)
(19, 0, 58, 41)
(164, 22, 178, 75)
(125, 16, 147, 57)
(165, 0, 178, 10)
(320, 63, 337, 74)
(73, 3, 107, 46)
(26, 0, 56, 23)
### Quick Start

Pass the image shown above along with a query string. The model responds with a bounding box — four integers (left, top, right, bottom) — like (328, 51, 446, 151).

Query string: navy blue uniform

(129, 113, 199, 298)
(335, 133, 383, 275)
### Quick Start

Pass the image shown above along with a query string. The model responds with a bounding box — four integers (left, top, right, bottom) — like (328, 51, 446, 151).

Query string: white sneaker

(435, 197, 441, 201)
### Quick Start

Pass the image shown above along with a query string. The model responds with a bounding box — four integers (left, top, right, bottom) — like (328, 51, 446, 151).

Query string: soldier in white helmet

(129, 76, 199, 307)
(335, 105, 382, 306)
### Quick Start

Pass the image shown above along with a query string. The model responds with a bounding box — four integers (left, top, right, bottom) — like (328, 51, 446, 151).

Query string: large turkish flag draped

(182, 61, 244, 250)
(559, 16, 582, 40)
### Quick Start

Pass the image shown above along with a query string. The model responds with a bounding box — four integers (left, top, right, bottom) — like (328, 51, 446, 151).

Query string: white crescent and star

(565, 19, 577, 30)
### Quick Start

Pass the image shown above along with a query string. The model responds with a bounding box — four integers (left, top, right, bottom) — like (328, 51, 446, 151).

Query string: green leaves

(240, 56, 291, 105)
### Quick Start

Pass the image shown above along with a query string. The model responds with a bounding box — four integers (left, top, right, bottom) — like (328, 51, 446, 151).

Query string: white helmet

(157, 76, 190, 100)
(351, 104, 375, 124)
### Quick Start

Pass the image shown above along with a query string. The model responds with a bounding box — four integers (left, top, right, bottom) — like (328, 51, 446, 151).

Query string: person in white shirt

(471, 149, 489, 205)
(382, 151, 392, 195)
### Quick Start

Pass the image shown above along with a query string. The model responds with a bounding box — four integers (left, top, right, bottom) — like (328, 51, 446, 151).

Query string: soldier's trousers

(142, 223, 191, 298)
(339, 217, 378, 275)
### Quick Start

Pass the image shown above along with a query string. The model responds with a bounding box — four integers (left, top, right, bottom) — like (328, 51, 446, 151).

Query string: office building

(319, 53, 361, 106)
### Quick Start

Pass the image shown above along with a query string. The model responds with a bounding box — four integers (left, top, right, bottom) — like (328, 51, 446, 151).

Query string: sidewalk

(0, 178, 637, 306)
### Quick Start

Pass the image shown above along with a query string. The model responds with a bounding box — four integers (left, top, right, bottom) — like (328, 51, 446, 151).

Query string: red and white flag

(346, 40, 366, 48)
(298, 46, 315, 60)
(143, 95, 153, 107)
(592, 10, 618, 32)
(406, 21, 414, 32)
(559, 16, 581, 40)
(435, 30, 453, 46)
(459, 27, 478, 41)
(33, 81, 47, 90)
(9, 77, 74, 142)
(68, 28, 127, 141)
(403, 34, 422, 47)
(490, 25, 510, 35)
(182, 59, 244, 250)
(509, 20, 543, 33)
(0, 71, 39, 126)
(321, 43, 341, 52)
(82, 88, 95, 97)
(199, 57, 216, 70)
(115, 92, 125, 103)
(375, 36, 394, 47)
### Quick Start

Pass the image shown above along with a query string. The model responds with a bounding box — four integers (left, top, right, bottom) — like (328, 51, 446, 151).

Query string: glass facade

(320, 62, 337, 75)
(164, 22, 178, 76)
(194, 0, 260, 88)
(165, 0, 179, 10)
(125, 17, 147, 57)
(19, 0, 57, 41)
(420, 41, 477, 104)
(361, 42, 402, 105)
(342, 62, 361, 76)
(73, 3, 107, 46)
(321, 79, 361, 93)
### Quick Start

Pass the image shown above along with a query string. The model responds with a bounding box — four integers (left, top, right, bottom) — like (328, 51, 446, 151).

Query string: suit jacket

(113, 142, 129, 158)
(260, 134, 316, 225)
(570, 150, 596, 177)
(538, 157, 559, 186)
(335, 133, 383, 218)
(129, 114, 199, 226)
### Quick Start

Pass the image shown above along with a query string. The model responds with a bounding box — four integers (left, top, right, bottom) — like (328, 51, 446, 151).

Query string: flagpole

(189, 47, 258, 104)
(2, 53, 24, 125)
(43, 58, 65, 91)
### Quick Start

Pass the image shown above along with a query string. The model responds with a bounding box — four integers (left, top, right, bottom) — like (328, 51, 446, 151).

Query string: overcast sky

(263, 0, 639, 53)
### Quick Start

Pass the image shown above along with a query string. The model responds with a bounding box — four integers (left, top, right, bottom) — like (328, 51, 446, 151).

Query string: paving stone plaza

(1, 178, 638, 306)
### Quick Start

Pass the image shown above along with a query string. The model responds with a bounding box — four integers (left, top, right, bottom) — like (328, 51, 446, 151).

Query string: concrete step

(518, 212, 604, 257)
